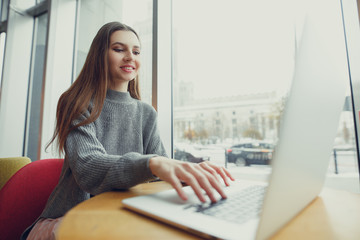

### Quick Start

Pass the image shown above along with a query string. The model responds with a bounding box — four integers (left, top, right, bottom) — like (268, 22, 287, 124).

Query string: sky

(172, 0, 301, 99)
(122, 0, 310, 99)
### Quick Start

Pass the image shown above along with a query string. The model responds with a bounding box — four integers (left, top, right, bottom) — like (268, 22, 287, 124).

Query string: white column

(153, 0, 173, 156)
(40, 0, 77, 159)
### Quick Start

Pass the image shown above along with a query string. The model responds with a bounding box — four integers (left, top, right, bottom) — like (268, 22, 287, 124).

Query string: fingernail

(182, 194, 188, 201)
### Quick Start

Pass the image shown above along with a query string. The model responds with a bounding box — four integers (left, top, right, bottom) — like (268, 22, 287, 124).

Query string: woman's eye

(113, 48, 124, 52)
(133, 51, 140, 55)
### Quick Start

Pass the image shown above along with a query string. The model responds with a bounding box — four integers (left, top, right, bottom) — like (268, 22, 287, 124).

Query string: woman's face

(108, 30, 141, 91)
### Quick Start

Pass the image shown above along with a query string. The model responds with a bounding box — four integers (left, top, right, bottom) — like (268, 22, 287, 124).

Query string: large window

(0, 0, 9, 22)
(0, 0, 9, 92)
(75, 0, 153, 105)
(24, 12, 49, 161)
(172, 0, 359, 192)
(172, 0, 294, 169)
(0, 32, 6, 89)
(0, 0, 358, 193)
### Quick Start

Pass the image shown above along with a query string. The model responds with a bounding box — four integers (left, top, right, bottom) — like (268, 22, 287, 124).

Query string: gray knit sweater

(21, 89, 167, 239)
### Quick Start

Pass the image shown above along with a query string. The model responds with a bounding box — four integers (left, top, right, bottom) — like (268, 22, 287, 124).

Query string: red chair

(0, 158, 64, 240)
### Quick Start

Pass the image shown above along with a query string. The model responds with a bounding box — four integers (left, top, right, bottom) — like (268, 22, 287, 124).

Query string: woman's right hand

(149, 156, 235, 203)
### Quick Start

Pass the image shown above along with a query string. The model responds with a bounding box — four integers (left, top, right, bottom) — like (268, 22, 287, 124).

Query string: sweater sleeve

(65, 120, 158, 195)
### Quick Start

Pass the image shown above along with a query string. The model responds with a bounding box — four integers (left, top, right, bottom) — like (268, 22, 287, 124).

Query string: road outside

(326, 150, 359, 193)
(206, 147, 359, 193)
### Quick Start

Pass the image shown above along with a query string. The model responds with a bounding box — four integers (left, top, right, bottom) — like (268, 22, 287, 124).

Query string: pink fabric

(27, 217, 63, 240)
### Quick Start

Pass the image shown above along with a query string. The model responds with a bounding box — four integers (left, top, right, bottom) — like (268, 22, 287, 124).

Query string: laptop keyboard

(184, 185, 266, 224)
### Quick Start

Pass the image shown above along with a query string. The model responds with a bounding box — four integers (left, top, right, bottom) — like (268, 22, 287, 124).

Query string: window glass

(75, 0, 153, 105)
(0, 0, 9, 22)
(172, 0, 359, 192)
(0, 32, 6, 89)
(172, 0, 294, 179)
(327, 95, 359, 192)
(25, 13, 48, 161)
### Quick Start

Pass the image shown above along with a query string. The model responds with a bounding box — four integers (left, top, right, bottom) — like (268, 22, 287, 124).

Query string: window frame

(153, 0, 173, 157)
(340, 0, 360, 178)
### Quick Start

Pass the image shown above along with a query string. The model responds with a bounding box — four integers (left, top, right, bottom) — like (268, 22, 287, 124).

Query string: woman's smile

(120, 64, 136, 73)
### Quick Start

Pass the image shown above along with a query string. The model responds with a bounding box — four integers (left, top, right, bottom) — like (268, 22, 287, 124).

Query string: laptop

(122, 7, 349, 240)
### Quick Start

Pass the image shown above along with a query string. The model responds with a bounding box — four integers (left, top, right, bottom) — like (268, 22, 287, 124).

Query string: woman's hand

(149, 156, 235, 203)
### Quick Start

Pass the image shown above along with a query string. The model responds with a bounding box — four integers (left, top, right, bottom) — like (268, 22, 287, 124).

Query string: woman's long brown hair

(47, 22, 141, 155)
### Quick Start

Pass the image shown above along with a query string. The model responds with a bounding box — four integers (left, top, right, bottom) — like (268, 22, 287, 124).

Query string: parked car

(226, 141, 274, 166)
(174, 145, 210, 163)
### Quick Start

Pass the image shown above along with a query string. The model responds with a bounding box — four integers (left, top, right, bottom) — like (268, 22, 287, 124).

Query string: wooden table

(57, 181, 360, 240)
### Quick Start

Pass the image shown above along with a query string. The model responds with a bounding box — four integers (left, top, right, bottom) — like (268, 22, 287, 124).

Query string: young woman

(22, 22, 234, 240)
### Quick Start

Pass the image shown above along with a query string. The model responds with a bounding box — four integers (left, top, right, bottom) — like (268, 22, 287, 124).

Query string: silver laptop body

(123, 2, 349, 239)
